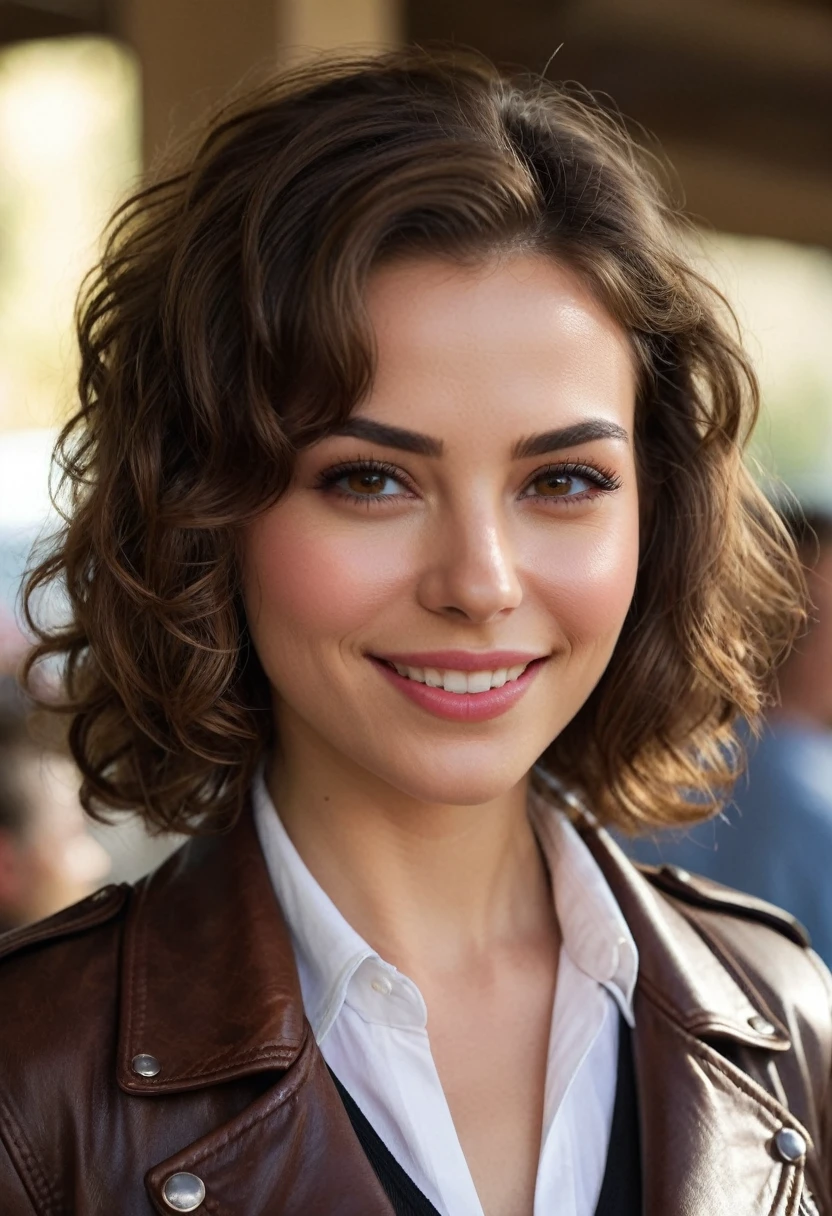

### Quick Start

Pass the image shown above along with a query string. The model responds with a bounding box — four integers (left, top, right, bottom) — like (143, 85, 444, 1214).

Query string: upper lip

(372, 650, 547, 671)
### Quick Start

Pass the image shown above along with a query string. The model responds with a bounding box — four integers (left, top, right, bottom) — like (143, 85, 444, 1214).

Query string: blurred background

(0, 1, 831, 930)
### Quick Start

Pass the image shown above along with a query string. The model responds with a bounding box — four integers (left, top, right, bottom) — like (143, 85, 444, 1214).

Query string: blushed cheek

(243, 507, 415, 644)
(532, 517, 639, 649)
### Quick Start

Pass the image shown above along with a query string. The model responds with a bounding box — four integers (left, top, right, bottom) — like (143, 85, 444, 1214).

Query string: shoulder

(0, 884, 130, 1083)
(641, 862, 832, 1046)
(0, 885, 134, 1210)
(0, 881, 129, 978)
(642, 861, 812, 946)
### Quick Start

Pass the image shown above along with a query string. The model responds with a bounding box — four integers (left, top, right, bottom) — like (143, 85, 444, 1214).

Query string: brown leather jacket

(0, 809, 830, 1216)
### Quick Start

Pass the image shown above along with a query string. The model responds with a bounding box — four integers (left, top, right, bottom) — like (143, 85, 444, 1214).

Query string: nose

(416, 503, 523, 623)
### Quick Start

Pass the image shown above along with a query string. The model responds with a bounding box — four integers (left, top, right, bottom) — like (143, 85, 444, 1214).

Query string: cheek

(530, 513, 639, 647)
(242, 504, 415, 644)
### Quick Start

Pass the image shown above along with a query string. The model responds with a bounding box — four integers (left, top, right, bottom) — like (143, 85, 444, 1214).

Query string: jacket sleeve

(0, 1134, 38, 1215)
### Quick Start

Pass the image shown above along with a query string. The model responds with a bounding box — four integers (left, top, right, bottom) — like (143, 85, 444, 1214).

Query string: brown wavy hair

(23, 48, 804, 835)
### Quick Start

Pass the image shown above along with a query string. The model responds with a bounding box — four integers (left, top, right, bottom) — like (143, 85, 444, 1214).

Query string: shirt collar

(252, 773, 377, 1041)
(529, 791, 638, 1026)
(253, 773, 638, 1040)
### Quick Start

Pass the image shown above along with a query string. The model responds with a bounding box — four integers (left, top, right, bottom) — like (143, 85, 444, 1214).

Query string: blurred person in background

(0, 676, 111, 932)
(629, 505, 832, 966)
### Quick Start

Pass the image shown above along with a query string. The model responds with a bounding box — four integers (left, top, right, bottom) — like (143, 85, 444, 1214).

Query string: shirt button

(162, 1173, 206, 1211)
(773, 1127, 807, 1163)
(371, 975, 393, 996)
(591, 935, 628, 983)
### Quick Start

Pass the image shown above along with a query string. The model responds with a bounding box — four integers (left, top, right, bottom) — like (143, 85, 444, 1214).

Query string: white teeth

(467, 670, 493, 694)
(387, 660, 533, 692)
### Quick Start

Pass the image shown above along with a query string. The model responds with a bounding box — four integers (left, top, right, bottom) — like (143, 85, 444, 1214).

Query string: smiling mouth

(375, 658, 541, 694)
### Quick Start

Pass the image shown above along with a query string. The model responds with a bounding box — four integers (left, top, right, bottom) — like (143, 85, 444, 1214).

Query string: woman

(0, 49, 829, 1216)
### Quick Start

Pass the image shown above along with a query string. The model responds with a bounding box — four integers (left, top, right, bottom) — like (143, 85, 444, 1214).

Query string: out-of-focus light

(0, 37, 140, 434)
(0, 68, 93, 172)
(0, 428, 57, 526)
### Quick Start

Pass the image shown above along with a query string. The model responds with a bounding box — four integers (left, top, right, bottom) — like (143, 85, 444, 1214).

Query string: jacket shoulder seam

(639, 865, 809, 946)
(0, 885, 129, 964)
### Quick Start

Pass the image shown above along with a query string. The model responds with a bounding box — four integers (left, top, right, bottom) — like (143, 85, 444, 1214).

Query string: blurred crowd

(0, 613, 110, 933)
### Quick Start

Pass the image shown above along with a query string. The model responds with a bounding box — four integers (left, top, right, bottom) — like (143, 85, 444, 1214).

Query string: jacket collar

(118, 801, 790, 1098)
(117, 808, 307, 1095)
(580, 825, 817, 1216)
(580, 823, 792, 1051)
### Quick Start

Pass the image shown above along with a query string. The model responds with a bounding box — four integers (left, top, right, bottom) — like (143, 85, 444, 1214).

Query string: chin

(367, 742, 537, 808)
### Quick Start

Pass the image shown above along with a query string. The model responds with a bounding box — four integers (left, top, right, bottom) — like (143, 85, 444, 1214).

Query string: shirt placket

(536, 950, 619, 1216)
(343, 958, 487, 1216)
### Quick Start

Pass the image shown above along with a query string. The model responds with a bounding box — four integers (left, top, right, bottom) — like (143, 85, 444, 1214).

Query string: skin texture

(242, 254, 639, 1216)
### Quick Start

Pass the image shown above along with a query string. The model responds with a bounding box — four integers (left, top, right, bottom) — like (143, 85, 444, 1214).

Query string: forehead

(361, 254, 636, 440)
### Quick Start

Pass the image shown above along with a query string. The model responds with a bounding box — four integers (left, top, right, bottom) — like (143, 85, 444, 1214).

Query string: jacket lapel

(583, 826, 813, 1216)
(118, 811, 393, 1215)
(141, 1036, 394, 1215)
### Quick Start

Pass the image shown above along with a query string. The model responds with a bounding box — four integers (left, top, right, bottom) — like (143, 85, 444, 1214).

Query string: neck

(265, 722, 555, 976)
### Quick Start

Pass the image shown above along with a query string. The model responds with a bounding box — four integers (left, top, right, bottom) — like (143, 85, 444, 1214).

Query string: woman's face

(242, 254, 639, 806)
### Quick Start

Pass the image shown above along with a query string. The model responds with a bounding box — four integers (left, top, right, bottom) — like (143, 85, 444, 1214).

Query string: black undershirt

(330, 1014, 641, 1216)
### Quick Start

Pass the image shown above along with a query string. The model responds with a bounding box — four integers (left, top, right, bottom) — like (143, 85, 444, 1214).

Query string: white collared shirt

(253, 777, 638, 1216)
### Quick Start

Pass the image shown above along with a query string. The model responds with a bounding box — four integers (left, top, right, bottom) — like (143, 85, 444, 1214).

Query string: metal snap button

(748, 1014, 777, 1036)
(774, 1127, 807, 1163)
(131, 1053, 161, 1078)
(162, 1172, 206, 1211)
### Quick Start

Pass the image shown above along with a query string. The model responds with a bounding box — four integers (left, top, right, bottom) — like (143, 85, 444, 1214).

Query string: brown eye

(521, 464, 619, 504)
(346, 470, 388, 495)
(532, 472, 575, 497)
(319, 460, 410, 501)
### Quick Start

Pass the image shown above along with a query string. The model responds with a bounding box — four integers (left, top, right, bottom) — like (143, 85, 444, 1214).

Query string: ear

(0, 828, 25, 913)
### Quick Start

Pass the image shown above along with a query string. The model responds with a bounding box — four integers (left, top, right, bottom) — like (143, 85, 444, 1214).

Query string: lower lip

(369, 657, 546, 723)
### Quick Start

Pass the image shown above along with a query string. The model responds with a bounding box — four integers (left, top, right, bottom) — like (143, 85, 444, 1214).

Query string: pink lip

(369, 655, 547, 723)
(373, 649, 543, 671)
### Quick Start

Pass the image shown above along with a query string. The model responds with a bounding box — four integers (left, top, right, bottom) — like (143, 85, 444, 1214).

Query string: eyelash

(315, 457, 621, 506)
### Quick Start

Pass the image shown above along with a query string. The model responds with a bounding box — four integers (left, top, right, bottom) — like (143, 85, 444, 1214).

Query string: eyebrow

(330, 416, 629, 459)
(512, 419, 630, 458)
(330, 418, 443, 456)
